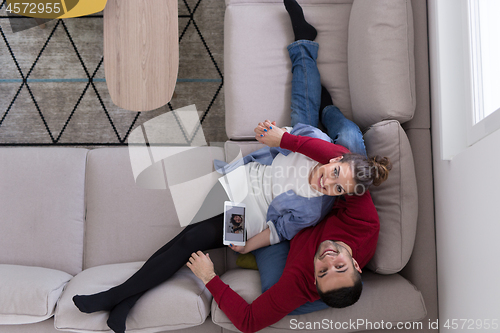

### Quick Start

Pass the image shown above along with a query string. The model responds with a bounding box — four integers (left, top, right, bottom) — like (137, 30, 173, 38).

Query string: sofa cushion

(212, 269, 426, 331)
(210, 269, 261, 328)
(364, 120, 418, 274)
(0, 148, 87, 276)
(348, 0, 416, 130)
(55, 263, 212, 332)
(0, 264, 72, 325)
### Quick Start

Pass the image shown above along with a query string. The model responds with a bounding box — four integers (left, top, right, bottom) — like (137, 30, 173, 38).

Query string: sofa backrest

(83, 148, 182, 269)
(348, 0, 415, 130)
(0, 148, 87, 276)
(0, 145, 230, 276)
(83, 147, 228, 275)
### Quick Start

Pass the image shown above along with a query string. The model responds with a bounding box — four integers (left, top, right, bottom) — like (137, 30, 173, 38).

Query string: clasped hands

(254, 120, 285, 147)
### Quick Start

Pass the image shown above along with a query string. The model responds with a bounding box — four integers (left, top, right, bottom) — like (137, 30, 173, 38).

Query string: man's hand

(187, 251, 217, 285)
(254, 120, 285, 147)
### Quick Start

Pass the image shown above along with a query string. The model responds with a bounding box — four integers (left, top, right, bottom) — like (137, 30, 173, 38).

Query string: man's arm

(336, 191, 378, 222)
(187, 251, 308, 333)
(255, 120, 349, 164)
(279, 132, 349, 164)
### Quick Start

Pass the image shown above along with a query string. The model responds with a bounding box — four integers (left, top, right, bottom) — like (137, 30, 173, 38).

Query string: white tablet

(223, 201, 246, 246)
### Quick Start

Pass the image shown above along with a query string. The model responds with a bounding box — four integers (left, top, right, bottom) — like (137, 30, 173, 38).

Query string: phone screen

(224, 202, 246, 245)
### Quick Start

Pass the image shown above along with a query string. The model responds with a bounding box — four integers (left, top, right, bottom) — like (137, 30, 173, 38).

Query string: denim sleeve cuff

(267, 221, 281, 245)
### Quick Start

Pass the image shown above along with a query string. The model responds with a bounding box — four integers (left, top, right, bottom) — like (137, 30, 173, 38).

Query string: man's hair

(316, 270, 363, 308)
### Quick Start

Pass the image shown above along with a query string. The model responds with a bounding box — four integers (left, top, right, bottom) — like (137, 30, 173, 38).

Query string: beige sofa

(0, 0, 437, 332)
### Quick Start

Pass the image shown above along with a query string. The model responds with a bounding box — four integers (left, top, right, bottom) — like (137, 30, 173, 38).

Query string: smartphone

(223, 201, 246, 246)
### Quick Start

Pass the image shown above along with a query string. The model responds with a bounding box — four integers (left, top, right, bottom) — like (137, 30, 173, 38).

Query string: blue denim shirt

(214, 124, 336, 242)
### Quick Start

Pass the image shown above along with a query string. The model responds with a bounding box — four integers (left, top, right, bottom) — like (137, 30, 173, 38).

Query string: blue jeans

(253, 41, 367, 316)
(288, 40, 367, 157)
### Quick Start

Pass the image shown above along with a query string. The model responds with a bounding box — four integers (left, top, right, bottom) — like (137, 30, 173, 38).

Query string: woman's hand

(228, 243, 248, 254)
(229, 229, 271, 254)
(254, 120, 285, 147)
(187, 251, 217, 285)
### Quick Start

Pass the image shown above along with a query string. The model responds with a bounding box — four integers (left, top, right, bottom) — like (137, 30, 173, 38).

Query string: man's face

(313, 240, 362, 292)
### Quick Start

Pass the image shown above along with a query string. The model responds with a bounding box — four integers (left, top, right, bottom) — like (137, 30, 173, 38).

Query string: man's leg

(321, 104, 367, 157)
(285, 0, 321, 128)
(288, 41, 322, 128)
(284, 0, 317, 41)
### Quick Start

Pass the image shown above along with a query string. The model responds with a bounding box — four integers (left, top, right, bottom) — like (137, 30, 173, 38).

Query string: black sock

(107, 293, 144, 333)
(284, 0, 317, 41)
(73, 289, 120, 313)
(319, 86, 333, 122)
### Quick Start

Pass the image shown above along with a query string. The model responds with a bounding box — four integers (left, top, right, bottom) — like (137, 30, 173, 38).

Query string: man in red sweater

(187, 128, 380, 333)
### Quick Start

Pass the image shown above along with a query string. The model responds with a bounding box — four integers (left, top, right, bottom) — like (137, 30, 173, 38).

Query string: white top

(218, 151, 323, 245)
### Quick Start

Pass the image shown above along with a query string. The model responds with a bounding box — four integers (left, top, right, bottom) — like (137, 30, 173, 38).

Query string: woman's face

(309, 157, 355, 196)
(233, 215, 242, 224)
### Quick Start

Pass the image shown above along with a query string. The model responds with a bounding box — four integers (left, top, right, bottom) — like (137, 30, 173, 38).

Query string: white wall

(432, 127, 500, 330)
(430, 1, 500, 330)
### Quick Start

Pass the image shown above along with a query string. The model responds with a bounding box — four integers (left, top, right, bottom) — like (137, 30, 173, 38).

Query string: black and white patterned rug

(0, 0, 226, 147)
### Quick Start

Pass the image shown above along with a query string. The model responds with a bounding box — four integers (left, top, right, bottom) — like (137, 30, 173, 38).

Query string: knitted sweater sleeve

(206, 274, 308, 333)
(279, 132, 350, 164)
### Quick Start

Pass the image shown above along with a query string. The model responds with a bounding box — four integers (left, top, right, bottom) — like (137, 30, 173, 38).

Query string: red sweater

(206, 133, 380, 333)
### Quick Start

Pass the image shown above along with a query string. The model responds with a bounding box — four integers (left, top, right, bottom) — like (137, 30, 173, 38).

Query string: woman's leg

(105, 210, 226, 333)
(105, 221, 212, 333)
(103, 182, 229, 332)
(106, 294, 143, 333)
(73, 213, 224, 314)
